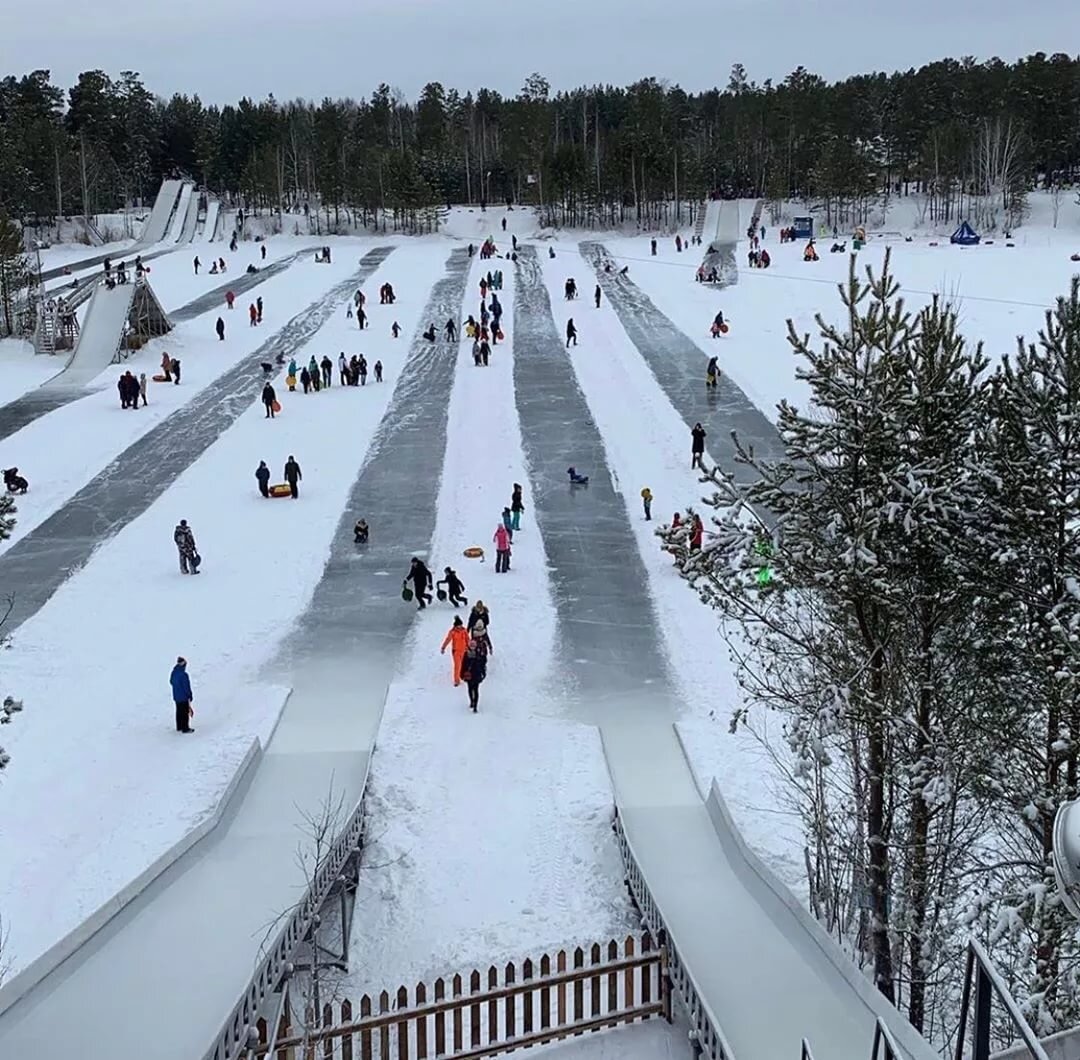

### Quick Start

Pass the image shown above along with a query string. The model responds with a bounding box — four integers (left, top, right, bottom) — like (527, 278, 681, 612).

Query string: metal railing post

(972, 962, 992, 1060)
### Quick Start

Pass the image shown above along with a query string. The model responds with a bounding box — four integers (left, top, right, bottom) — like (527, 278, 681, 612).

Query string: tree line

(1, 54, 1079, 235)
(660, 262, 1080, 1048)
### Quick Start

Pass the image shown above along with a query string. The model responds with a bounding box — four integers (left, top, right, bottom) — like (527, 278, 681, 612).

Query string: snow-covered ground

(0, 242, 443, 982)
(2, 197, 1078, 1033)
(345, 251, 635, 989)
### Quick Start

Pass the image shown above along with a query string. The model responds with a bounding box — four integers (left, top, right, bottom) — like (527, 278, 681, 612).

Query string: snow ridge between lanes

(345, 250, 636, 989)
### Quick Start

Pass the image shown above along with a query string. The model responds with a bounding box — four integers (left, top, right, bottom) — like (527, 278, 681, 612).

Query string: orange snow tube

(463, 547, 484, 560)
(269, 484, 292, 498)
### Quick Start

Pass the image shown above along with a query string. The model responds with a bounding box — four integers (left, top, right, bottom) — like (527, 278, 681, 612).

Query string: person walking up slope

(460, 638, 487, 713)
(493, 522, 512, 573)
(284, 455, 302, 498)
(255, 461, 271, 497)
(566, 319, 577, 347)
(170, 656, 194, 733)
(174, 519, 200, 574)
(691, 423, 707, 469)
(440, 615, 470, 686)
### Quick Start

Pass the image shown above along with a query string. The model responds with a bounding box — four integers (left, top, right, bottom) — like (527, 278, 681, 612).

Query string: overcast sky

(7, 0, 1080, 104)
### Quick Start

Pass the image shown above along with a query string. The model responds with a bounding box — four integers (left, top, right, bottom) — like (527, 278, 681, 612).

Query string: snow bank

(0, 243, 439, 982)
(345, 252, 635, 989)
(0, 338, 61, 406)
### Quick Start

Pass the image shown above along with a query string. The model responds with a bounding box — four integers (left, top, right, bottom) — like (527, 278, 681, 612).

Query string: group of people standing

(117, 370, 147, 409)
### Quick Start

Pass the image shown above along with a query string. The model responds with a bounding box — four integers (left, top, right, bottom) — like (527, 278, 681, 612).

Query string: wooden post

(396, 986, 409, 1060)
(606, 941, 619, 1026)
(434, 979, 446, 1057)
(504, 962, 517, 1045)
(659, 939, 673, 1024)
(360, 995, 373, 1060)
(452, 974, 464, 1054)
(572, 948, 585, 1032)
(522, 959, 534, 1037)
(487, 967, 499, 1043)
(470, 970, 482, 1049)
(623, 937, 636, 1025)
(539, 956, 552, 1031)
(590, 944, 602, 1020)
(323, 1002, 334, 1059)
(341, 1000, 355, 1060)
(641, 933, 653, 1013)
(378, 991, 391, 1060)
(555, 952, 567, 1029)
(416, 983, 428, 1060)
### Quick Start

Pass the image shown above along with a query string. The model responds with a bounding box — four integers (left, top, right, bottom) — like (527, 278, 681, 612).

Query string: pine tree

(975, 276, 1080, 1032)
(0, 210, 31, 338)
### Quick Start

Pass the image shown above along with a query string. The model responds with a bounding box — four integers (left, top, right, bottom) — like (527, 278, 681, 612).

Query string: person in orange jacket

(440, 615, 470, 686)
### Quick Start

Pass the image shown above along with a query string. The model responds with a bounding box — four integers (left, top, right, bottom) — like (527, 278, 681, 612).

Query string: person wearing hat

(440, 616, 470, 686)
(437, 567, 467, 607)
(467, 601, 489, 634)
(470, 618, 493, 658)
(460, 637, 487, 713)
(406, 556, 434, 609)
(173, 519, 200, 574)
(170, 656, 194, 733)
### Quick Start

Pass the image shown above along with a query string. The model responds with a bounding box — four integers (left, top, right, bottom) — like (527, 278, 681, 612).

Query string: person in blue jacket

(171, 656, 194, 733)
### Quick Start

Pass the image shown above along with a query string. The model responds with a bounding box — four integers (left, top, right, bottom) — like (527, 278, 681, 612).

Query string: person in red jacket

(249, 303, 258, 327)
(225, 290, 235, 309)
(690, 513, 704, 551)
(493, 523, 512, 573)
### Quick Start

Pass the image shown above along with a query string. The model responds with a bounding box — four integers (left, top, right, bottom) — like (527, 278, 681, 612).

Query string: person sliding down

(255, 461, 271, 497)
(437, 567, 468, 607)
(460, 637, 487, 712)
(567, 466, 589, 485)
(406, 557, 434, 609)
(423, 323, 436, 342)
(441, 616, 470, 686)
(353, 519, 369, 544)
(3, 467, 28, 494)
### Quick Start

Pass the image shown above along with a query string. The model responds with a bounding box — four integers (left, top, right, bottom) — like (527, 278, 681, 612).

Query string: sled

(401, 585, 414, 602)
(272, 399, 282, 413)
(496, 329, 505, 340)
(152, 374, 168, 383)
(719, 323, 729, 334)
(436, 589, 448, 601)
(463, 547, 485, 560)
(269, 483, 292, 498)
(570, 476, 589, 486)
(286, 374, 296, 388)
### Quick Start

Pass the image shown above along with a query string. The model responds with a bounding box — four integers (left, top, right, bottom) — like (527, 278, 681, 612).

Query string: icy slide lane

(0, 246, 393, 633)
(526, 248, 936, 1060)
(581, 242, 782, 475)
(0, 249, 472, 1060)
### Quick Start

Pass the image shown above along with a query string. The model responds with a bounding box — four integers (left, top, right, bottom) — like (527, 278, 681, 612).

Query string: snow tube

(719, 323, 729, 334)
(401, 585, 414, 602)
(463, 547, 484, 560)
(436, 589, 448, 601)
(152, 374, 168, 383)
(269, 483, 292, 498)
(272, 399, 282, 413)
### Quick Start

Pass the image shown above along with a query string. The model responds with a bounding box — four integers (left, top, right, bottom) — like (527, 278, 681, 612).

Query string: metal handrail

(954, 938, 1050, 1060)
(612, 808, 737, 1060)
(872, 1017, 907, 1060)
(802, 1038, 817, 1060)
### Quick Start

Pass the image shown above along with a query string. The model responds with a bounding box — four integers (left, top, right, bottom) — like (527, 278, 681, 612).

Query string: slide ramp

(139, 179, 184, 245)
(57, 281, 135, 386)
(202, 200, 221, 242)
(167, 183, 194, 243)
(609, 724, 938, 1060)
(179, 189, 201, 243)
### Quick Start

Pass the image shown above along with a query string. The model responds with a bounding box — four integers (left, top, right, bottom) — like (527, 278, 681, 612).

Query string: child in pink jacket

(493, 523, 512, 573)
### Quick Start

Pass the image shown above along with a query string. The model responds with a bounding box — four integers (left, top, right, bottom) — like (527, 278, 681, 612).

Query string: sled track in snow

(512, 244, 675, 703)
(580, 241, 782, 475)
(284, 246, 473, 663)
(0, 247, 393, 634)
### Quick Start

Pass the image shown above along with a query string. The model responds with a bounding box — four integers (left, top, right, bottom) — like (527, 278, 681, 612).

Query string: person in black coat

(255, 460, 271, 497)
(284, 455, 302, 498)
(460, 640, 487, 713)
(691, 423, 707, 469)
(437, 567, 468, 607)
(510, 483, 525, 531)
(300, 367, 312, 394)
(407, 557, 434, 609)
(566, 319, 577, 347)
(216, 316, 226, 341)
(594, 284, 602, 308)
(262, 382, 276, 418)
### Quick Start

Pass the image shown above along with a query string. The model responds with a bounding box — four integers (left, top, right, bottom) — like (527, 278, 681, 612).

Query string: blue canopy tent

(951, 221, 980, 246)
(792, 216, 814, 239)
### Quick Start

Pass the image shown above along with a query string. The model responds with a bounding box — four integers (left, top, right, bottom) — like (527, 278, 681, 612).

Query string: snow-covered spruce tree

(659, 253, 997, 1025)
(970, 277, 1080, 1034)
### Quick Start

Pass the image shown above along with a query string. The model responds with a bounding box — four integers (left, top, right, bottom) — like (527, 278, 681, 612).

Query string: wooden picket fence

(251, 933, 669, 1060)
